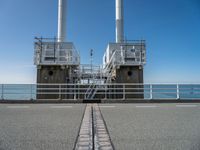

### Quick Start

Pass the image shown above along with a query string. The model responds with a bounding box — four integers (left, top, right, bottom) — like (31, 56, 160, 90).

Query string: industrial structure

(34, 0, 146, 100)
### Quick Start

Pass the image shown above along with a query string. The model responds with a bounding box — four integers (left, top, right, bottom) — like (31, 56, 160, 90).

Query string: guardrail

(0, 84, 200, 100)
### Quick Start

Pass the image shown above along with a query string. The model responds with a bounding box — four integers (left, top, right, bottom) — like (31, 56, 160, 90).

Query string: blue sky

(0, 0, 199, 83)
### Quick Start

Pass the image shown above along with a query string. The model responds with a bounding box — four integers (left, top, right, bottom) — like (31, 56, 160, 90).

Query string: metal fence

(0, 84, 200, 100)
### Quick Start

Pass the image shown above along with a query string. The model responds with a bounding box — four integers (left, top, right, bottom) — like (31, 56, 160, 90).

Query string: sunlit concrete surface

(0, 104, 86, 150)
(1, 103, 200, 150)
(100, 103, 200, 150)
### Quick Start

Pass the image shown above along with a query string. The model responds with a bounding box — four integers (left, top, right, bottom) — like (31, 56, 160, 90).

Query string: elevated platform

(34, 37, 80, 66)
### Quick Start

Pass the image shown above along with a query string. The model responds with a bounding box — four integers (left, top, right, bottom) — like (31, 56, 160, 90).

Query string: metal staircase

(84, 65, 105, 100)
(84, 61, 117, 100)
(85, 83, 98, 100)
(82, 51, 117, 100)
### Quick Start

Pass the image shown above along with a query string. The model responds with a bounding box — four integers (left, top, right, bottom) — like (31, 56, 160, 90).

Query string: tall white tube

(58, 0, 67, 42)
(116, 0, 124, 43)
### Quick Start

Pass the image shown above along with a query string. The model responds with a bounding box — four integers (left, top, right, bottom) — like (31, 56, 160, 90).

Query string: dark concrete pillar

(36, 65, 74, 100)
(113, 66, 144, 99)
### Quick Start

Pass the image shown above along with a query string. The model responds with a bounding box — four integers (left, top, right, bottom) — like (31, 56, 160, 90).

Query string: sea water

(0, 84, 36, 100)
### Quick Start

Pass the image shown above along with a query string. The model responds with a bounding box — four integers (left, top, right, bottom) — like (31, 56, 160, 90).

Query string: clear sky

(0, 0, 199, 83)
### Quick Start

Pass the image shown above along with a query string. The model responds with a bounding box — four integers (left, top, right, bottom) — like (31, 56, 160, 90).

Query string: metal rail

(0, 84, 200, 100)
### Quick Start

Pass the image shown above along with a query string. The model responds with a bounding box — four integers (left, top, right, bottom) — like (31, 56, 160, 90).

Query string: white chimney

(57, 0, 67, 42)
(116, 0, 124, 43)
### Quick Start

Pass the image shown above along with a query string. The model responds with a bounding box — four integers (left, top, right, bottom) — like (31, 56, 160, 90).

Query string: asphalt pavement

(100, 103, 200, 150)
(0, 104, 86, 150)
(0, 103, 200, 150)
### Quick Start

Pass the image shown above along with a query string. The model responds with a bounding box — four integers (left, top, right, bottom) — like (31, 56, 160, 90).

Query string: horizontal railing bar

(3, 91, 200, 93)
(1, 83, 200, 85)
(4, 93, 200, 95)
(4, 89, 200, 94)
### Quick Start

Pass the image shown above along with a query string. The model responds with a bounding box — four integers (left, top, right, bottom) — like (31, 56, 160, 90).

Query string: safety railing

(0, 84, 200, 101)
(34, 38, 80, 66)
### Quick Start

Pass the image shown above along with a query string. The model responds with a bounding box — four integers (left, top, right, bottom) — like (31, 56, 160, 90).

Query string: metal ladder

(85, 83, 96, 99)
(84, 62, 116, 100)
(84, 67, 103, 99)
(105, 63, 116, 84)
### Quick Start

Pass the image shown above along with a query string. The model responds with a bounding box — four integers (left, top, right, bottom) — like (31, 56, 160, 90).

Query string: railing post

(105, 85, 107, 100)
(150, 84, 153, 100)
(74, 84, 76, 100)
(78, 84, 80, 100)
(176, 84, 180, 100)
(30, 84, 33, 100)
(1, 84, 3, 100)
(59, 84, 61, 100)
(123, 84, 125, 100)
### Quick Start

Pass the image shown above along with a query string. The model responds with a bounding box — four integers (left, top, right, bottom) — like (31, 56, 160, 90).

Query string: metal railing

(0, 83, 200, 101)
(34, 38, 80, 66)
(103, 41, 146, 71)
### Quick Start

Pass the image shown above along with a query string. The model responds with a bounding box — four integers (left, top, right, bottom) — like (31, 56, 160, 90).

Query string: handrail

(0, 83, 200, 100)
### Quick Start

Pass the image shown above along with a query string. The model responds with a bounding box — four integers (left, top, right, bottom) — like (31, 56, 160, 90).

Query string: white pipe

(57, 0, 67, 42)
(116, 0, 124, 43)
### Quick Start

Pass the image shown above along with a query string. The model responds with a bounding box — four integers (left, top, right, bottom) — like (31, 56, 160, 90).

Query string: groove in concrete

(93, 104, 114, 150)
(74, 104, 114, 150)
(74, 104, 93, 150)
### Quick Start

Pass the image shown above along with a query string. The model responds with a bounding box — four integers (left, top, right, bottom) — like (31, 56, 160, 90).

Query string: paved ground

(100, 103, 200, 150)
(0, 104, 86, 150)
(0, 103, 200, 150)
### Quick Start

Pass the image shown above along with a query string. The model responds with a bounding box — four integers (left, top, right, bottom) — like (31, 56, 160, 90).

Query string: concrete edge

(0, 99, 200, 104)
(101, 99, 200, 103)
(0, 100, 83, 104)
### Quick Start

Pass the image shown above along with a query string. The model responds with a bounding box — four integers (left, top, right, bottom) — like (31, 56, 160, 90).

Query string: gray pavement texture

(100, 104, 200, 150)
(1, 103, 200, 150)
(0, 104, 86, 150)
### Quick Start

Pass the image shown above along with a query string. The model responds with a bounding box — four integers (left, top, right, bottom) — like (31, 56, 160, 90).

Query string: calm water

(0, 84, 36, 100)
(0, 84, 200, 100)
